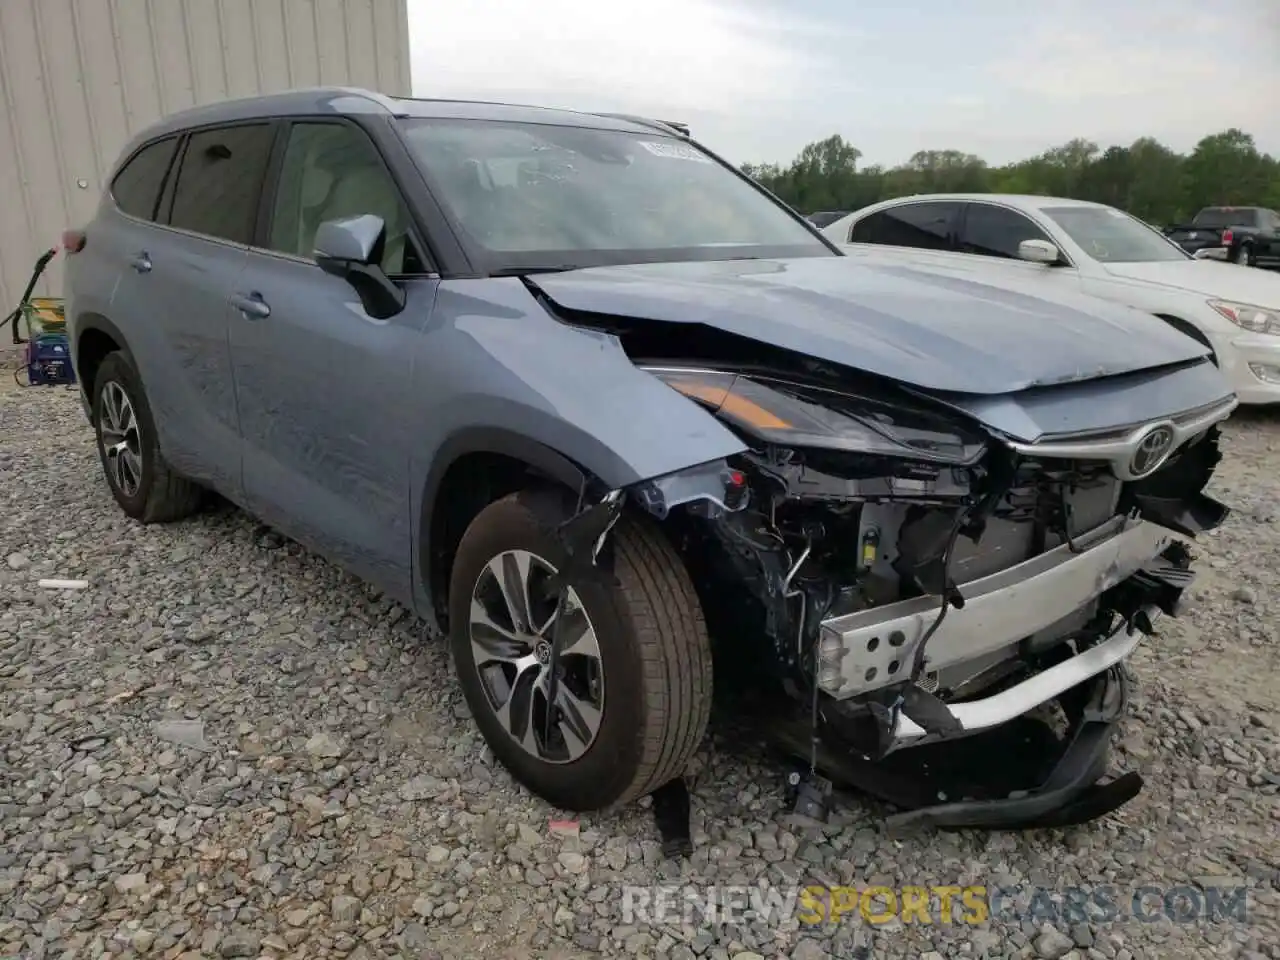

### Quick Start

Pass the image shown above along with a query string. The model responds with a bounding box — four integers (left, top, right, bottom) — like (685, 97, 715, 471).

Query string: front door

(229, 118, 438, 604)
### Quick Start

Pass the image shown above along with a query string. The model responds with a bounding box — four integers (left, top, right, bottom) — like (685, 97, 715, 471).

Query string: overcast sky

(407, 0, 1279, 169)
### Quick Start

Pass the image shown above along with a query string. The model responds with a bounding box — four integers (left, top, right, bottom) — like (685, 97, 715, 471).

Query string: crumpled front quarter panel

(410, 278, 748, 490)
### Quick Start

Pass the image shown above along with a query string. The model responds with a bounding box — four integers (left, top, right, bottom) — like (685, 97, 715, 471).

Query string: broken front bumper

(814, 515, 1173, 748)
(892, 604, 1153, 746)
(769, 655, 1146, 831)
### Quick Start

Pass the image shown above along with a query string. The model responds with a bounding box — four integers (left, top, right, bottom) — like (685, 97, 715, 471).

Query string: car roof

(133, 87, 673, 140)
(863, 193, 1116, 213)
(115, 86, 684, 170)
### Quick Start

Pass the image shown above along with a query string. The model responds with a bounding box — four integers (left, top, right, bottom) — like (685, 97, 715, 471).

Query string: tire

(448, 489, 712, 811)
(1235, 243, 1255, 267)
(92, 350, 203, 523)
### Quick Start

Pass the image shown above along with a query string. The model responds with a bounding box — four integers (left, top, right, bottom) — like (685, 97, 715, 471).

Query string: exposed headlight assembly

(643, 366, 987, 466)
(1209, 300, 1280, 336)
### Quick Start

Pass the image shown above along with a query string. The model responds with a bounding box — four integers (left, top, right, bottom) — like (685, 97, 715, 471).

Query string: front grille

(1033, 396, 1236, 446)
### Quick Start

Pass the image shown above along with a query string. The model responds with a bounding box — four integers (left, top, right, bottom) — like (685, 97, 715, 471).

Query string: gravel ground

(2, 380, 1279, 960)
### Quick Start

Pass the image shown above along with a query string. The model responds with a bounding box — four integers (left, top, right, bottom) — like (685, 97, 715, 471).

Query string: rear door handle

(129, 251, 152, 273)
(230, 291, 271, 319)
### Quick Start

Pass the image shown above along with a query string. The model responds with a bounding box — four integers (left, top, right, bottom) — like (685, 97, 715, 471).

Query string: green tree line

(741, 129, 1280, 226)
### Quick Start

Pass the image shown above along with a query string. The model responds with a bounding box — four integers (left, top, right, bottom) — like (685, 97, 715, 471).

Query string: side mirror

(313, 214, 406, 320)
(1193, 247, 1229, 261)
(1017, 238, 1062, 265)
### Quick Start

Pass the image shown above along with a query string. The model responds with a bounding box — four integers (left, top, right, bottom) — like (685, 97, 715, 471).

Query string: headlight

(1209, 300, 1280, 336)
(642, 366, 987, 465)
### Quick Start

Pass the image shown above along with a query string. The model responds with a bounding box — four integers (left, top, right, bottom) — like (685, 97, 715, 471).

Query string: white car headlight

(1209, 300, 1280, 336)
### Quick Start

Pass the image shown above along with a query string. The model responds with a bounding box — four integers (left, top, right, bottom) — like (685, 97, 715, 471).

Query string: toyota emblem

(1129, 425, 1175, 478)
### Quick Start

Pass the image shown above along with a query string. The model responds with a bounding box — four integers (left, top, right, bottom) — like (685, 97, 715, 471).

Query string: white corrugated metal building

(0, 0, 412, 308)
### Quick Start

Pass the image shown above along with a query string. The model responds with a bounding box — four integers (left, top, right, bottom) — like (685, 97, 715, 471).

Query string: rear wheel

(447, 489, 713, 811)
(1235, 243, 1255, 267)
(92, 351, 203, 522)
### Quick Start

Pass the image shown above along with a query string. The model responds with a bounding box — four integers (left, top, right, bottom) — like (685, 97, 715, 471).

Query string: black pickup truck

(1165, 206, 1280, 267)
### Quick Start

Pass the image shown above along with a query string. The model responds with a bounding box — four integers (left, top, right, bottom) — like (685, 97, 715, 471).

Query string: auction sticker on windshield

(639, 141, 711, 163)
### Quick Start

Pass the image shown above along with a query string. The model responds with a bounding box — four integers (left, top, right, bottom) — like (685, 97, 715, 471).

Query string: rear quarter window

(110, 137, 179, 221)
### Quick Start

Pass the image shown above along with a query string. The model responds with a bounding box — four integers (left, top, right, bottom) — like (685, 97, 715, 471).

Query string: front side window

(395, 118, 831, 271)
(267, 122, 420, 275)
(850, 202, 957, 251)
(1043, 206, 1191, 263)
(111, 137, 179, 221)
(958, 204, 1054, 260)
(168, 124, 275, 245)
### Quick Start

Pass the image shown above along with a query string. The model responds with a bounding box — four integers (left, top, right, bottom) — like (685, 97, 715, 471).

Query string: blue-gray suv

(66, 87, 1235, 830)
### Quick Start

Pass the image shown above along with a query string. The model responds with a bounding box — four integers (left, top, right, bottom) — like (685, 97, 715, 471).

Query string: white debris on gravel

(2, 385, 1278, 960)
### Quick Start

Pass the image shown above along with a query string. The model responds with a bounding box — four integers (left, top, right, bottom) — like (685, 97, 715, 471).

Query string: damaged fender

(411, 279, 748, 622)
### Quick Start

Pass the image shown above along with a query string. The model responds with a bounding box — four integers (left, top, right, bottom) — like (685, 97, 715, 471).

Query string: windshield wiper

(490, 265, 581, 277)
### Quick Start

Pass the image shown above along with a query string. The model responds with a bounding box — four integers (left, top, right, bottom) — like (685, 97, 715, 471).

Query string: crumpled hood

(1102, 259, 1280, 306)
(531, 257, 1210, 395)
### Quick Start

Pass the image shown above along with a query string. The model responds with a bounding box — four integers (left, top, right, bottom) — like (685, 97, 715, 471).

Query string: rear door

(117, 121, 276, 498)
(229, 117, 438, 603)
(69, 134, 180, 390)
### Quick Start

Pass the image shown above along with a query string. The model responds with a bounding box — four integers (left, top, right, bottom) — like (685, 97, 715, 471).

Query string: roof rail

(591, 112, 690, 137)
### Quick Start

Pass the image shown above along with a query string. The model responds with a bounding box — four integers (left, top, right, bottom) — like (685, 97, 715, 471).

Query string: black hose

(4, 307, 26, 345)
(5, 247, 59, 344)
(906, 508, 968, 683)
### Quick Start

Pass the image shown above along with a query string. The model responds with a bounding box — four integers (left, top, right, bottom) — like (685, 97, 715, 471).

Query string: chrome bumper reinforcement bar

(891, 604, 1158, 747)
(816, 516, 1173, 700)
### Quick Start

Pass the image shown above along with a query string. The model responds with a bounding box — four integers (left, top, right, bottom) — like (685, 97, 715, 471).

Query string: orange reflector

(667, 378, 792, 430)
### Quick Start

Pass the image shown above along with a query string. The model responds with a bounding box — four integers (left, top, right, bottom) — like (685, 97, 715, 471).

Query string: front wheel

(447, 489, 713, 811)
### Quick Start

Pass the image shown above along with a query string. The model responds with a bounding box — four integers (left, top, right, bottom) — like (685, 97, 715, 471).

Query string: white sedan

(821, 194, 1280, 405)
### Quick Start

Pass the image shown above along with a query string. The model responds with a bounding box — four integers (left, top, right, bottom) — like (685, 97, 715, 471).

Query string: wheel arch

(74, 312, 134, 414)
(419, 427, 602, 629)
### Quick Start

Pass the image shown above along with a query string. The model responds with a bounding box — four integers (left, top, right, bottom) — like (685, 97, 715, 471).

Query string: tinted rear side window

(111, 137, 179, 220)
(168, 124, 275, 244)
(850, 202, 958, 250)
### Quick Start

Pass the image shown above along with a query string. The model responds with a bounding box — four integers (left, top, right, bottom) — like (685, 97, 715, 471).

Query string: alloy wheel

(468, 549, 605, 764)
(100, 381, 143, 498)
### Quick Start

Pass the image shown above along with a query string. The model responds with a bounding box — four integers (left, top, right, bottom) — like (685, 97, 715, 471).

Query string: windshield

(1193, 208, 1258, 228)
(1042, 206, 1191, 263)
(396, 118, 831, 271)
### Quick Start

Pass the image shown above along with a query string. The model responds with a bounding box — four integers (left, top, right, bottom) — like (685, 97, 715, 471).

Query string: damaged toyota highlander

(66, 90, 1235, 837)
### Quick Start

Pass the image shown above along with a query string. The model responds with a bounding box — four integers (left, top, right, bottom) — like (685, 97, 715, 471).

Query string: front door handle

(230, 292, 271, 319)
(129, 251, 152, 273)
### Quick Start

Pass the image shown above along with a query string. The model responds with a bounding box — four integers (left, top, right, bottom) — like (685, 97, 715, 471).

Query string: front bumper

(1220, 331, 1280, 405)
(892, 606, 1148, 746)
(769, 657, 1144, 831)
(882, 661, 1143, 832)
